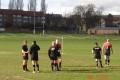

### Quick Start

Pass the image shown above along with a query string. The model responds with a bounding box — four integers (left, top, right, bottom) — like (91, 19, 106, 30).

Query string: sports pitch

(0, 33, 120, 80)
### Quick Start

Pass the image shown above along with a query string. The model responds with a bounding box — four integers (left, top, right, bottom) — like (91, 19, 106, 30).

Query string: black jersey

(22, 44, 28, 60)
(22, 45, 28, 52)
(93, 46, 101, 59)
(30, 44, 40, 60)
(55, 43, 61, 57)
(48, 46, 57, 60)
(93, 46, 101, 55)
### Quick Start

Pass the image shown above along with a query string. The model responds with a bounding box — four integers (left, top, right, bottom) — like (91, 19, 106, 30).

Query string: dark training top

(55, 43, 61, 51)
(30, 44, 40, 60)
(105, 46, 111, 55)
(22, 45, 28, 52)
(93, 46, 101, 56)
(48, 46, 58, 60)
(22, 44, 28, 56)
(55, 43, 61, 57)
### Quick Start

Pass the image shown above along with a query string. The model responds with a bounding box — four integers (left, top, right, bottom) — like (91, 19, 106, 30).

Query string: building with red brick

(0, 9, 44, 31)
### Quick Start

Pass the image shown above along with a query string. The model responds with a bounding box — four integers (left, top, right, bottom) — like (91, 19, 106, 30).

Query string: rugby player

(92, 42, 103, 68)
(30, 41, 40, 73)
(48, 41, 59, 71)
(55, 39, 62, 70)
(22, 40, 29, 72)
(102, 39, 113, 67)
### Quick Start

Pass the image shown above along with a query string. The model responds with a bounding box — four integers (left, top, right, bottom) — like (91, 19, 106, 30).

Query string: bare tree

(86, 4, 95, 13)
(73, 4, 103, 32)
(41, 0, 47, 14)
(73, 5, 85, 17)
(96, 6, 104, 15)
(28, 0, 37, 11)
(63, 11, 73, 18)
(16, 0, 24, 10)
(73, 5, 86, 33)
(8, 0, 17, 10)
(85, 4, 96, 30)
(95, 6, 104, 27)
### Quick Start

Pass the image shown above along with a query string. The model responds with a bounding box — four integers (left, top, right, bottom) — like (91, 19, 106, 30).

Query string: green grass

(0, 33, 120, 80)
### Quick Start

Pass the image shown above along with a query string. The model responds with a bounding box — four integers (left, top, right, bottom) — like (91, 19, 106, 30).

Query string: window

(0, 14, 2, 17)
(24, 16, 28, 18)
(13, 19, 16, 21)
(24, 20, 28, 22)
(0, 19, 2, 21)
(17, 15, 21, 17)
(17, 19, 21, 22)
(13, 15, 16, 17)
(38, 17, 41, 19)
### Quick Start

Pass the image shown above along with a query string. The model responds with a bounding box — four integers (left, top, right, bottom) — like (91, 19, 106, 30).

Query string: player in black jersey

(55, 39, 62, 70)
(92, 42, 103, 68)
(30, 41, 40, 73)
(48, 41, 59, 71)
(22, 40, 29, 72)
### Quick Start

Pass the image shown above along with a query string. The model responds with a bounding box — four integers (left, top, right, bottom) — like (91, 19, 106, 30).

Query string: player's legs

(32, 60, 36, 73)
(22, 60, 27, 71)
(22, 56, 28, 72)
(25, 60, 28, 70)
(51, 60, 59, 71)
(58, 57, 62, 70)
(107, 56, 110, 66)
(51, 60, 55, 71)
(104, 55, 108, 67)
(95, 59, 98, 68)
(99, 59, 103, 68)
(54, 60, 60, 71)
(35, 61, 39, 72)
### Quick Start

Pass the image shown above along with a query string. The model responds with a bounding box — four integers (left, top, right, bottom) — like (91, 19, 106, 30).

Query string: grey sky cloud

(1, 0, 120, 15)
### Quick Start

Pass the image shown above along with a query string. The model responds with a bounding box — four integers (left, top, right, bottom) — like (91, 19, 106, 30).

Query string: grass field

(0, 33, 120, 80)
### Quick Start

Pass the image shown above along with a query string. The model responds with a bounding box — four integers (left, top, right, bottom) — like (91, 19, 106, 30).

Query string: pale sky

(1, 0, 120, 15)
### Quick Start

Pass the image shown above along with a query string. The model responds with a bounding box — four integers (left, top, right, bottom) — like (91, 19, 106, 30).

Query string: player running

(92, 42, 103, 68)
(22, 40, 29, 72)
(48, 41, 59, 71)
(30, 41, 40, 73)
(55, 39, 62, 70)
(102, 39, 113, 67)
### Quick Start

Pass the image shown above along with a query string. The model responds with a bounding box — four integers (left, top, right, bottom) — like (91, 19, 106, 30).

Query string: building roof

(0, 9, 44, 17)
(113, 17, 120, 21)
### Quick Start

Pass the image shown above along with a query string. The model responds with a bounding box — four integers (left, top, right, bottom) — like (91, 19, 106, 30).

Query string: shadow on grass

(24, 66, 120, 74)
(62, 65, 120, 73)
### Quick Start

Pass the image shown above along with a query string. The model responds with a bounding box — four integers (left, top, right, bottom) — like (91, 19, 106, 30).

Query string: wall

(88, 29, 120, 35)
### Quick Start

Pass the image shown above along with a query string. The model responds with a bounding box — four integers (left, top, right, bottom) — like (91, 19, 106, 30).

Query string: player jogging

(22, 40, 29, 72)
(102, 39, 113, 67)
(55, 39, 62, 70)
(92, 42, 103, 68)
(48, 41, 59, 71)
(30, 41, 40, 73)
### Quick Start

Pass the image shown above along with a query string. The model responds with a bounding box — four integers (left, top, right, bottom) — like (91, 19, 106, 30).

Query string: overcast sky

(1, 0, 120, 15)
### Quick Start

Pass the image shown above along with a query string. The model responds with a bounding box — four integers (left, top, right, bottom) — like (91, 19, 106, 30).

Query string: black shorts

(23, 56, 28, 60)
(31, 55, 38, 61)
(104, 52, 110, 56)
(94, 55, 101, 59)
(50, 56, 57, 60)
(57, 52, 61, 57)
